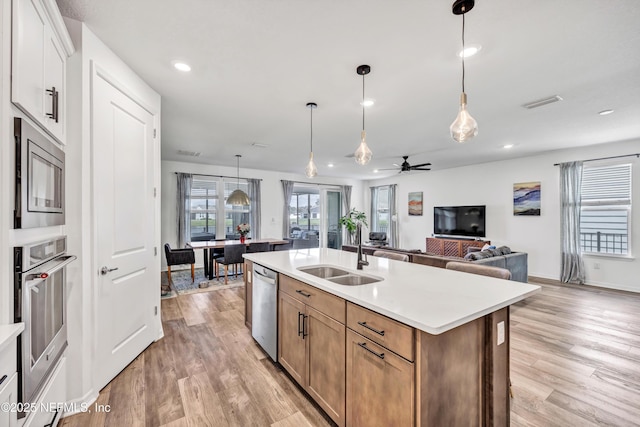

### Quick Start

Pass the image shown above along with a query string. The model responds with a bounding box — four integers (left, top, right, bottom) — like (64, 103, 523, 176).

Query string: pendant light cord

(362, 73, 366, 131)
(310, 106, 313, 152)
(462, 12, 466, 93)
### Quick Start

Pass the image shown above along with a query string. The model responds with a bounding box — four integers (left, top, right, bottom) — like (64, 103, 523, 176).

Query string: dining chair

(247, 242, 270, 253)
(215, 244, 247, 284)
(164, 243, 195, 282)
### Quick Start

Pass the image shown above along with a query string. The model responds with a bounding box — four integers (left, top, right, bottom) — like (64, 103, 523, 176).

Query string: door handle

(100, 266, 119, 275)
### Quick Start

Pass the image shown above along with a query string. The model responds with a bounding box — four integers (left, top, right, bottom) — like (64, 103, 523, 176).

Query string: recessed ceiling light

(361, 99, 375, 107)
(173, 62, 191, 72)
(458, 44, 482, 58)
(598, 109, 614, 116)
(327, 163, 334, 168)
(503, 144, 514, 149)
(373, 169, 379, 173)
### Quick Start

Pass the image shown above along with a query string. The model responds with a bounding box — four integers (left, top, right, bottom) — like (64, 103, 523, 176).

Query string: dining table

(188, 238, 289, 280)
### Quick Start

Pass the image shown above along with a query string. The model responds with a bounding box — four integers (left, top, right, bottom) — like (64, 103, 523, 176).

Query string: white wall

(161, 160, 365, 269)
(366, 140, 640, 292)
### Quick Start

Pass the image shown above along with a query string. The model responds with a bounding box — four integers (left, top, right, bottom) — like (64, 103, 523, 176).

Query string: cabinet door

(12, 0, 47, 121)
(0, 373, 18, 427)
(244, 262, 252, 328)
(346, 330, 414, 427)
(306, 307, 345, 427)
(43, 25, 65, 142)
(278, 291, 306, 386)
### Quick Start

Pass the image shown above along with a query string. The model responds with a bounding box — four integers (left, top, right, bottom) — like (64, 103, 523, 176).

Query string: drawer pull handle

(357, 342, 385, 360)
(296, 289, 311, 298)
(45, 408, 59, 427)
(0, 374, 6, 386)
(357, 321, 385, 336)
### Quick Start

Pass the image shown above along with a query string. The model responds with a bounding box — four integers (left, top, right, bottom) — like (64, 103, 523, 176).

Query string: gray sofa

(342, 244, 529, 283)
(466, 251, 528, 283)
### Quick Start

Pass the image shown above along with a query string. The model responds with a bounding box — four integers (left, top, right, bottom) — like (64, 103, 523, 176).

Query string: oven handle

(25, 255, 77, 282)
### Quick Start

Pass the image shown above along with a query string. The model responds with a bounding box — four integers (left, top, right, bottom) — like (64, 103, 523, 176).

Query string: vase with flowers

(237, 223, 250, 243)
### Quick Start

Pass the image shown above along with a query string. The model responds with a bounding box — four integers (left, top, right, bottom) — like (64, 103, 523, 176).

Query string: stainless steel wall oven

(14, 117, 65, 228)
(14, 236, 76, 418)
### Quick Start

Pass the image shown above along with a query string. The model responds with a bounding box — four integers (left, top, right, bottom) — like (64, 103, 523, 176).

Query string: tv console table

(426, 237, 490, 258)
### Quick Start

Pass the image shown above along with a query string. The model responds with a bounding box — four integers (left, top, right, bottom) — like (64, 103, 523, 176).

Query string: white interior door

(92, 67, 159, 392)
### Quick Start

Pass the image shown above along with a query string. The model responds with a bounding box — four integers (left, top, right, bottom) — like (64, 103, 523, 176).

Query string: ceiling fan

(381, 156, 432, 173)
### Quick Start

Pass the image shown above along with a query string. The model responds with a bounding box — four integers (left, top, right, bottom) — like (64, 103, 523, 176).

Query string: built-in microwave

(14, 117, 65, 228)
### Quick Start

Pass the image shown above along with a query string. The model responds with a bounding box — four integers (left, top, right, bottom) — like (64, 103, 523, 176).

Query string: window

(370, 186, 390, 233)
(224, 181, 250, 239)
(580, 163, 632, 256)
(190, 177, 218, 241)
(189, 176, 253, 241)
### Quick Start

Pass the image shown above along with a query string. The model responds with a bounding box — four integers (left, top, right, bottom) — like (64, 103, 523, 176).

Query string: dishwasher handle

(254, 268, 276, 285)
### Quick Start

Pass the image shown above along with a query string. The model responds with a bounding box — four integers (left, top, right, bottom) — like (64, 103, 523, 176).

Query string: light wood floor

(60, 281, 640, 427)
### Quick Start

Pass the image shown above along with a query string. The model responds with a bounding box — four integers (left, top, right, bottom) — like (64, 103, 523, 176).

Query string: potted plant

(339, 208, 368, 245)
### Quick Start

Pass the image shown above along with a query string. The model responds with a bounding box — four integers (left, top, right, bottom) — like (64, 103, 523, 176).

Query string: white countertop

(244, 248, 540, 335)
(0, 323, 25, 353)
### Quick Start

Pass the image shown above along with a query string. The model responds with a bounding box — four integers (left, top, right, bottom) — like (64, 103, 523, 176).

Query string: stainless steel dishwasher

(251, 264, 278, 361)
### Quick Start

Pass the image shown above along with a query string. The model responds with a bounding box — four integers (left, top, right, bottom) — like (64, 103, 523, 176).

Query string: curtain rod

(174, 172, 262, 181)
(554, 153, 639, 166)
(281, 179, 344, 187)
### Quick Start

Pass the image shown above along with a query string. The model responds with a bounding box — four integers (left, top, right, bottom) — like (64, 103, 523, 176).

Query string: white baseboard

(62, 389, 99, 418)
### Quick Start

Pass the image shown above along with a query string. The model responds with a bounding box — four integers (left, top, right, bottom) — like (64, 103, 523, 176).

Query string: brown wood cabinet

(243, 260, 253, 328)
(346, 329, 414, 427)
(278, 275, 346, 427)
(426, 237, 490, 257)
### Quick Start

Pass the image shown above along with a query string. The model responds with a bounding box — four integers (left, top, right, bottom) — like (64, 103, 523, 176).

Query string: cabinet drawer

(280, 275, 345, 323)
(347, 302, 414, 361)
(23, 356, 66, 427)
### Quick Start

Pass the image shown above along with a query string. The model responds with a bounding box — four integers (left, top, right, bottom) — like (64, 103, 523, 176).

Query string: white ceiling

(56, 0, 640, 179)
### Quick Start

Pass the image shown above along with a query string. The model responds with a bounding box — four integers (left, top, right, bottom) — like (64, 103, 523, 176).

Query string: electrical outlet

(594, 263, 600, 270)
(497, 321, 505, 345)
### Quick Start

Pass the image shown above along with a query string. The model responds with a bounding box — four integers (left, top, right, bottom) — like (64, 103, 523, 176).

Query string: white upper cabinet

(12, 0, 74, 144)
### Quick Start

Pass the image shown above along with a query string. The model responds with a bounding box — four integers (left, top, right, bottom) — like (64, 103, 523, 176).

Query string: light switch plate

(497, 321, 505, 345)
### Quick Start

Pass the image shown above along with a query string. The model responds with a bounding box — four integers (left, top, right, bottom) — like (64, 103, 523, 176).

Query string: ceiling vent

(522, 95, 563, 109)
(251, 142, 269, 148)
(177, 150, 201, 157)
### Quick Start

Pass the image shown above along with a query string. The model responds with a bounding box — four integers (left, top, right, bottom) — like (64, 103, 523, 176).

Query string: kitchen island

(244, 248, 540, 427)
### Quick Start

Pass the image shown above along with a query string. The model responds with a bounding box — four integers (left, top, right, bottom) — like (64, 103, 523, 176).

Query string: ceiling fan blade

(411, 167, 431, 171)
(411, 162, 432, 168)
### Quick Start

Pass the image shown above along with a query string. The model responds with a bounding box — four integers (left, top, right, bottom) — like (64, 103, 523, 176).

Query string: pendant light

(227, 154, 250, 205)
(354, 64, 373, 165)
(449, 0, 478, 143)
(305, 102, 318, 178)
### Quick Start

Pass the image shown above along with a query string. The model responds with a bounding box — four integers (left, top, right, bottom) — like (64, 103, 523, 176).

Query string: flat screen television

(433, 205, 486, 238)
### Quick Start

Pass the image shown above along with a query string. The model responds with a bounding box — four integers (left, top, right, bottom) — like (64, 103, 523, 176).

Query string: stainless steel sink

(298, 265, 350, 278)
(328, 274, 382, 286)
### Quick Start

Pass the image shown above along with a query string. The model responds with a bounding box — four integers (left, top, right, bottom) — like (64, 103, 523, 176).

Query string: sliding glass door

(287, 184, 342, 249)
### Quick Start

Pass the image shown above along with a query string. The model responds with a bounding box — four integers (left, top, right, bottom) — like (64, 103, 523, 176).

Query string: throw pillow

(497, 246, 512, 255)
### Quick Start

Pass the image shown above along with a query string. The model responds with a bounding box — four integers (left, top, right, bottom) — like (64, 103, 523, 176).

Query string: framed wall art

(513, 182, 541, 216)
(408, 192, 423, 216)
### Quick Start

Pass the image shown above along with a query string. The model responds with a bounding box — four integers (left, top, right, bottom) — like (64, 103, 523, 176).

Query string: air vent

(251, 142, 269, 148)
(522, 95, 563, 109)
(177, 150, 201, 157)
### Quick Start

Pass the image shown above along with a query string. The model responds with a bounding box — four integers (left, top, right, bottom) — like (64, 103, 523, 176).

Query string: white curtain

(340, 185, 352, 244)
(281, 180, 294, 238)
(560, 161, 586, 284)
(248, 179, 261, 239)
(388, 184, 399, 248)
(176, 173, 193, 248)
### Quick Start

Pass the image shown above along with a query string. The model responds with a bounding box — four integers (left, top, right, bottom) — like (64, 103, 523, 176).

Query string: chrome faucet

(356, 222, 369, 270)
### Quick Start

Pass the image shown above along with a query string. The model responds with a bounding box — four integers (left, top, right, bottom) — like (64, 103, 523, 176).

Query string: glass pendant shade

(227, 188, 250, 205)
(354, 130, 373, 165)
(450, 93, 478, 143)
(305, 152, 318, 178)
